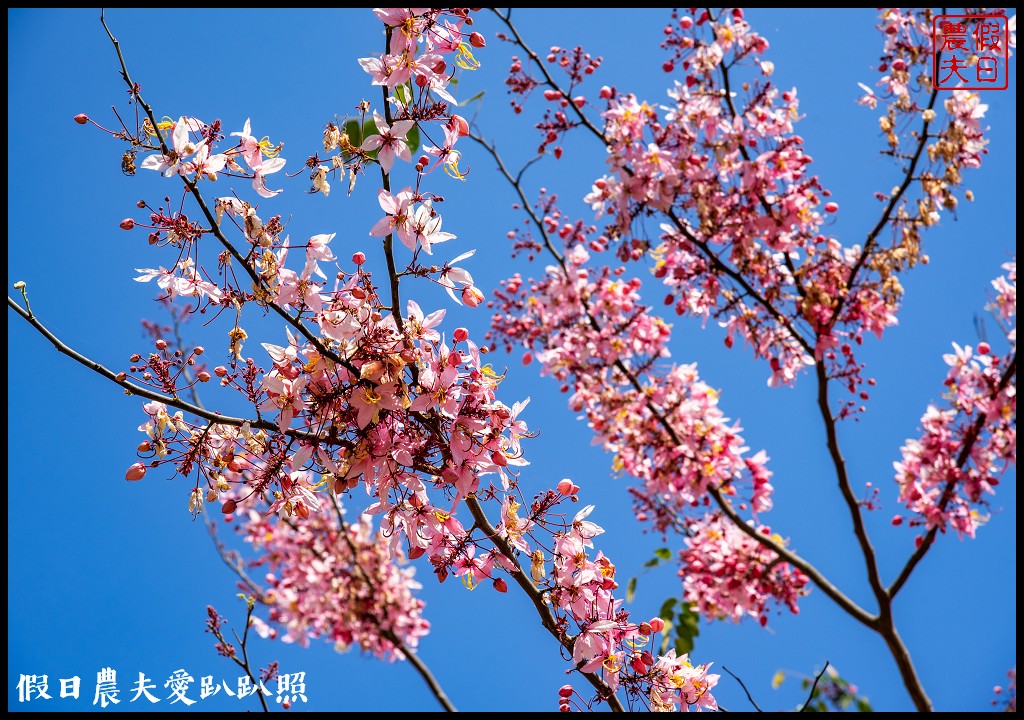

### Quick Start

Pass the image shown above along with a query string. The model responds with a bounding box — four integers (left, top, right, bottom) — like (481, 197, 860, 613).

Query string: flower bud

(214, 366, 228, 377)
(977, 341, 991, 355)
(648, 617, 665, 633)
(125, 463, 147, 481)
(462, 286, 484, 308)
(557, 479, 575, 496)
(558, 685, 574, 698)
(469, 31, 486, 48)
(197, 371, 211, 383)
(451, 114, 470, 137)
(74, 113, 89, 125)
(824, 202, 839, 213)
(493, 577, 508, 592)
(453, 327, 469, 342)
(352, 251, 366, 265)
(221, 499, 237, 514)
(120, 218, 135, 230)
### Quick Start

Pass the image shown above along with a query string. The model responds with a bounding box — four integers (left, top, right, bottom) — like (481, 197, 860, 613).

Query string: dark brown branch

(463, 495, 626, 712)
(380, 27, 405, 333)
(814, 361, 888, 610)
(888, 352, 1017, 598)
(721, 665, 763, 712)
(8, 295, 321, 443)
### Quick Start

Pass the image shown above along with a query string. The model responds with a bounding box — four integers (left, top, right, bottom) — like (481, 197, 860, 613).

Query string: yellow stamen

(456, 43, 481, 70)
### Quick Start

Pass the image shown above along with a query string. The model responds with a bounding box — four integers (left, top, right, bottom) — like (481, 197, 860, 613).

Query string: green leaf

(856, 698, 873, 712)
(361, 119, 380, 161)
(344, 119, 362, 147)
(407, 125, 421, 156)
(673, 602, 700, 656)
(658, 596, 677, 621)
(654, 547, 672, 561)
(459, 89, 486, 107)
(625, 577, 637, 604)
(642, 557, 661, 568)
(395, 83, 410, 105)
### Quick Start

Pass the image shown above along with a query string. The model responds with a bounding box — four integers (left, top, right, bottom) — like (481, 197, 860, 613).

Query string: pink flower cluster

(893, 263, 1017, 539)
(491, 233, 776, 524)
(580, 11, 904, 399)
(140, 116, 286, 198)
(242, 510, 429, 659)
(679, 513, 809, 626)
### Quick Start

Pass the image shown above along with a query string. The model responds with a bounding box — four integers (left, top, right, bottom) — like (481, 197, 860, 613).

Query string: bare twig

(721, 665, 763, 712)
(8, 295, 323, 443)
(798, 662, 829, 712)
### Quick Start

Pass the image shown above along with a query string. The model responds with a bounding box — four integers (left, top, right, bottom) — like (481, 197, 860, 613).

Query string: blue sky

(7, 8, 1016, 712)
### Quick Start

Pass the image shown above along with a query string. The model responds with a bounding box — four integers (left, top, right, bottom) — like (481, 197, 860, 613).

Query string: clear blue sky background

(8, 8, 1016, 712)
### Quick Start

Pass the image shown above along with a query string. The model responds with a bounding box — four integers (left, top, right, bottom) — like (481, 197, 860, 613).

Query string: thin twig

(798, 662, 829, 712)
(721, 666, 763, 712)
(8, 295, 322, 443)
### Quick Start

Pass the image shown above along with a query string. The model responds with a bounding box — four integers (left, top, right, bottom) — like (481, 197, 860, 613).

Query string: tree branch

(468, 137, 875, 629)
(888, 351, 1017, 598)
(464, 495, 626, 712)
(8, 295, 322, 443)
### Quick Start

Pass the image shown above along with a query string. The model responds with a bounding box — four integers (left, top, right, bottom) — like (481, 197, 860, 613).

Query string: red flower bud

(197, 371, 211, 383)
(74, 113, 89, 125)
(558, 685, 574, 698)
(469, 31, 486, 48)
(493, 577, 508, 592)
(125, 463, 147, 481)
(120, 218, 135, 230)
(352, 251, 366, 265)
(648, 617, 665, 633)
(221, 499, 237, 514)
(453, 327, 468, 342)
